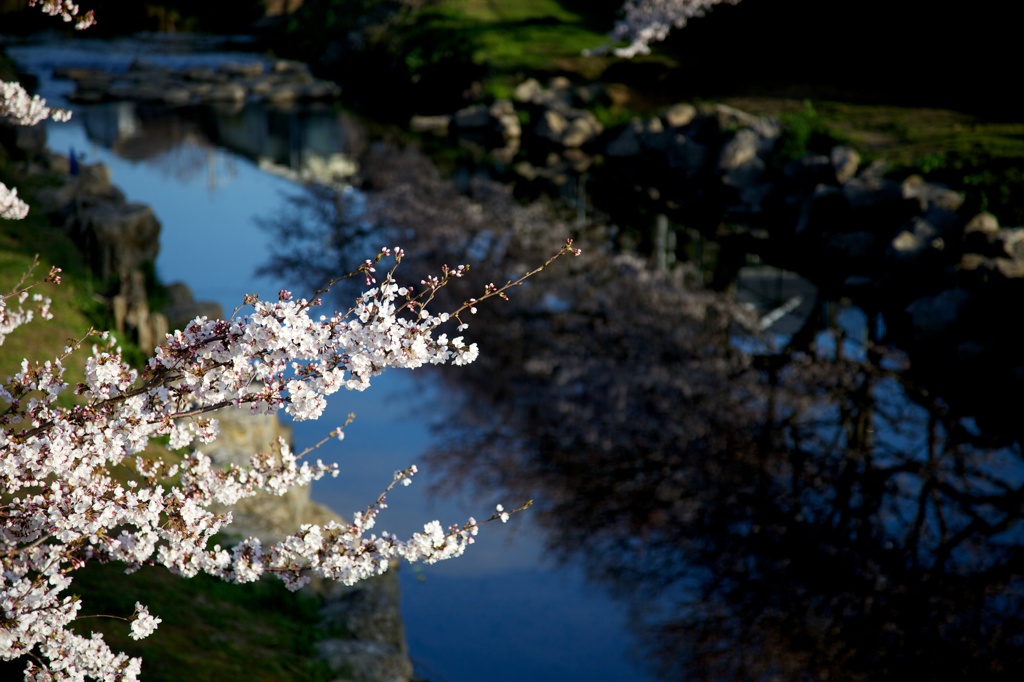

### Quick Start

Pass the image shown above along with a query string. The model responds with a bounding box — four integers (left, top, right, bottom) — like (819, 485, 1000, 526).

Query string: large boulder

(535, 109, 602, 148)
(830, 146, 861, 184)
(663, 103, 697, 128)
(78, 202, 161, 281)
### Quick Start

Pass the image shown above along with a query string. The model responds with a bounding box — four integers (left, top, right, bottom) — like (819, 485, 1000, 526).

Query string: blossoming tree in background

(610, 0, 743, 57)
(1, 2, 583, 679)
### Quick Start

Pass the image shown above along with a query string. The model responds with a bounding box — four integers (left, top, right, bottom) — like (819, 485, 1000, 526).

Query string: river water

(8, 33, 1024, 682)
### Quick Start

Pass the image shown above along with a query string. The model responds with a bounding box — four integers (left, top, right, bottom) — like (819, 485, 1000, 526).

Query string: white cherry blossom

(1, 242, 578, 680)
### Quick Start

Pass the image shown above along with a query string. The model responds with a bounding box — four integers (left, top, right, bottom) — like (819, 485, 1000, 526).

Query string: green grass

(408, 0, 618, 82)
(0, 178, 102, 399)
(0, 560, 334, 682)
(68, 563, 332, 682)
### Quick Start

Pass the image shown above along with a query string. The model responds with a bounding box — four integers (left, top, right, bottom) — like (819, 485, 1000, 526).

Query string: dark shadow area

(615, 0, 1018, 115)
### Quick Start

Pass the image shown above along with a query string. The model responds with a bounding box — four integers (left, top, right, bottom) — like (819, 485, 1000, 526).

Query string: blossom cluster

(1, 3, 81, 221)
(1, 81, 73, 219)
(27, 0, 96, 29)
(609, 0, 742, 57)
(1, 78, 72, 221)
(1, 241, 577, 680)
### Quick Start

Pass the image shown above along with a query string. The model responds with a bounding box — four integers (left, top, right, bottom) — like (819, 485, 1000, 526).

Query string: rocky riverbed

(58, 57, 341, 108)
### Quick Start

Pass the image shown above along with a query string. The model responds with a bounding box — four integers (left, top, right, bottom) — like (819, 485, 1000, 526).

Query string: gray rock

(546, 76, 574, 106)
(663, 103, 697, 128)
(535, 109, 601, 148)
(512, 77, 544, 104)
(964, 211, 1000, 236)
(751, 116, 782, 141)
(714, 103, 763, 131)
(513, 161, 540, 181)
(901, 175, 965, 212)
(962, 212, 1004, 257)
(889, 217, 945, 261)
(162, 281, 224, 331)
(718, 128, 761, 171)
(409, 114, 450, 135)
(960, 254, 1024, 279)
(535, 108, 568, 142)
(560, 112, 602, 148)
(191, 82, 246, 102)
(560, 148, 592, 173)
(719, 127, 772, 209)
(79, 202, 161, 281)
(109, 82, 193, 106)
(993, 257, 1024, 278)
(830, 146, 861, 184)
(489, 100, 521, 139)
(999, 227, 1024, 260)
(452, 104, 492, 129)
(218, 61, 265, 78)
(263, 82, 307, 103)
(272, 59, 312, 77)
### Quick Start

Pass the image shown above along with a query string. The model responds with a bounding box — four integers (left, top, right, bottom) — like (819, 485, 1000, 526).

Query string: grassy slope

(420, 0, 610, 74)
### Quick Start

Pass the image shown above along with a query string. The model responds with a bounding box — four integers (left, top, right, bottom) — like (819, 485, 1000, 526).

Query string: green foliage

(772, 100, 844, 167)
(910, 153, 1024, 225)
(415, 0, 609, 73)
(588, 101, 635, 129)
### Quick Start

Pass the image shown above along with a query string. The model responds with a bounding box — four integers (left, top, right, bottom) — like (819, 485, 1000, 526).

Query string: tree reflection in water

(260, 142, 1024, 681)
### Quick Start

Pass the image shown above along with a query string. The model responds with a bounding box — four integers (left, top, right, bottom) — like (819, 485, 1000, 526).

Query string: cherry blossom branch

(0, 241, 580, 681)
(589, 0, 742, 57)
